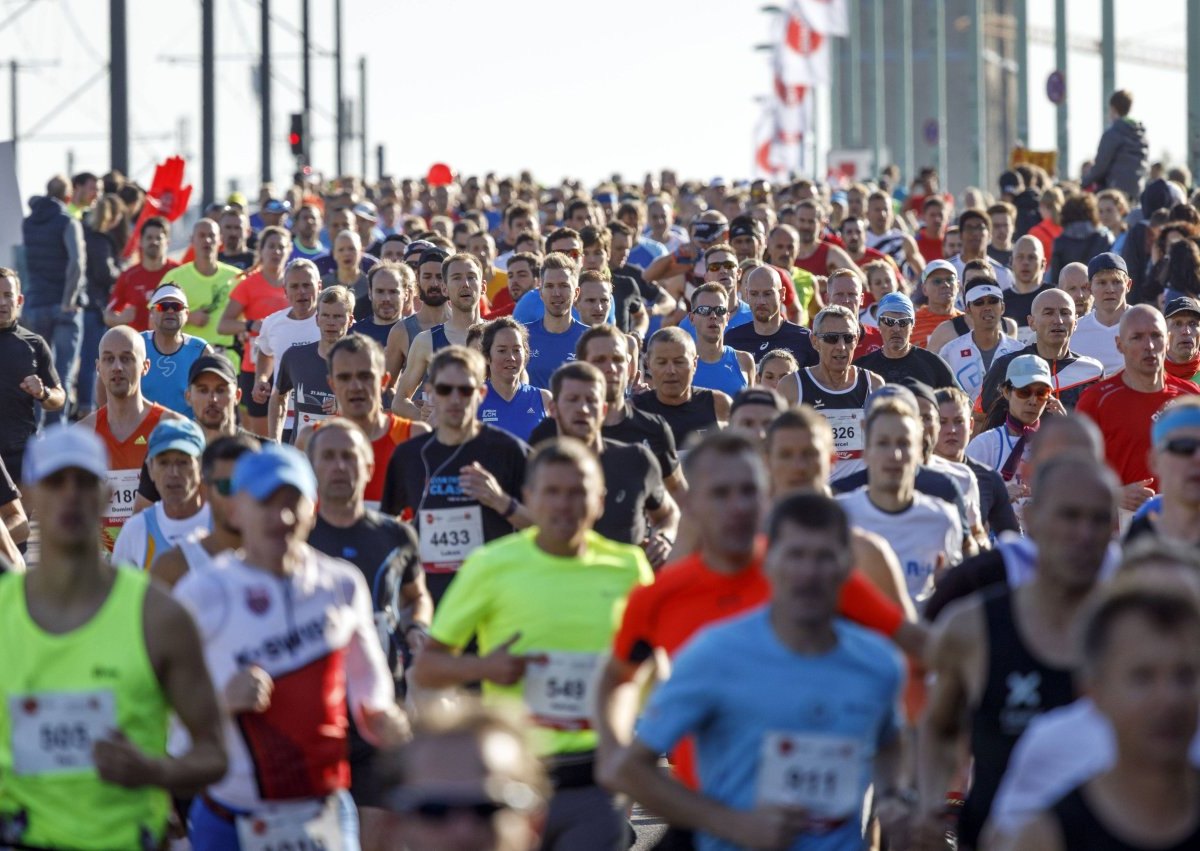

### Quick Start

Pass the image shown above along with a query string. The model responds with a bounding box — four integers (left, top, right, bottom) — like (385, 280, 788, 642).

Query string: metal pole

(1100, 0, 1115, 123)
(376, 144, 384, 183)
(358, 56, 366, 181)
(8, 61, 16, 169)
(1190, 1, 1200, 179)
(829, 38, 842, 151)
(1055, 0, 1069, 179)
(872, 1, 885, 175)
(969, 0, 986, 188)
(260, 0, 272, 185)
(201, 0, 215, 209)
(301, 0, 310, 166)
(109, 0, 128, 175)
(334, 0, 343, 176)
(933, 0, 947, 183)
(900, 0, 913, 181)
(848, 0, 861, 146)
(810, 86, 819, 180)
(1015, 0, 1029, 144)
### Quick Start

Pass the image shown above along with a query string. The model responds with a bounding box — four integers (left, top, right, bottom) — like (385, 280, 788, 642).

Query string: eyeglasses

(212, 478, 233, 496)
(691, 304, 729, 317)
(879, 316, 913, 328)
(153, 302, 185, 313)
(707, 261, 738, 272)
(970, 296, 1002, 307)
(406, 798, 507, 823)
(1012, 385, 1051, 400)
(555, 247, 582, 259)
(433, 383, 479, 397)
(1163, 436, 1200, 457)
(817, 332, 856, 345)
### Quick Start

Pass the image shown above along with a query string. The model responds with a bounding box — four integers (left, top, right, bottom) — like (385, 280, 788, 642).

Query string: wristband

(404, 623, 428, 635)
(502, 497, 518, 519)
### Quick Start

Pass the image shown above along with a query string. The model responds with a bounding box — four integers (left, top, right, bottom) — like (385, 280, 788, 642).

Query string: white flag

(794, 0, 849, 37)
(776, 1, 832, 85)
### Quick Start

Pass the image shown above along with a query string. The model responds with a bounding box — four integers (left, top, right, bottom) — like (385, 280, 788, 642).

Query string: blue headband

(1151, 405, 1200, 447)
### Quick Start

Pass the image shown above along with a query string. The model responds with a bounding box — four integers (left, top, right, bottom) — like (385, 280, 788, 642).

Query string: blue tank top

(140, 332, 208, 417)
(524, 319, 589, 389)
(430, 324, 452, 352)
(478, 382, 546, 441)
(692, 346, 747, 396)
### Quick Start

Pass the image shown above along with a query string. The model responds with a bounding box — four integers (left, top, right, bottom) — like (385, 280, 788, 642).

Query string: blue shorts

(189, 790, 360, 850)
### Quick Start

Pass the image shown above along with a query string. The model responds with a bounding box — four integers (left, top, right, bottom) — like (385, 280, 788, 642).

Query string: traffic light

(288, 113, 305, 158)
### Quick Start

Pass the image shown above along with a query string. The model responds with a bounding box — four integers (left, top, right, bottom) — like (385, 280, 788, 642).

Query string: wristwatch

(39, 386, 50, 402)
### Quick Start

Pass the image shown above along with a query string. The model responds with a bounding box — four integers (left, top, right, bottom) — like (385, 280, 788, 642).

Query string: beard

(420, 289, 448, 307)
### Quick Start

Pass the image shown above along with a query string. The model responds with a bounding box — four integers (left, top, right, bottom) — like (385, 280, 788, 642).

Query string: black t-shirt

(1002, 284, 1053, 329)
(923, 549, 1007, 623)
(596, 439, 665, 545)
(610, 274, 642, 334)
(853, 346, 957, 389)
(218, 250, 256, 271)
(380, 424, 529, 600)
(276, 342, 335, 440)
(725, 320, 820, 365)
(528, 401, 680, 479)
(0, 454, 18, 509)
(0, 323, 60, 466)
(963, 455, 1020, 535)
(137, 427, 266, 501)
(632, 389, 720, 450)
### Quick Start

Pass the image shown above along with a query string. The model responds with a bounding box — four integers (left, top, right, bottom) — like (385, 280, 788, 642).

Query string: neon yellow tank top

(0, 568, 171, 849)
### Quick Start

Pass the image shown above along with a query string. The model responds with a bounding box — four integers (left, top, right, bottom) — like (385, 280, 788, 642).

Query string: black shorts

(238, 370, 268, 418)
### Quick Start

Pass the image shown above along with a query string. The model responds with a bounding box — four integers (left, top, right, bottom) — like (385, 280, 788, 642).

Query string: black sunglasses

(817, 332, 856, 345)
(408, 798, 507, 823)
(212, 478, 233, 496)
(433, 383, 479, 398)
(1164, 436, 1200, 457)
(691, 304, 729, 317)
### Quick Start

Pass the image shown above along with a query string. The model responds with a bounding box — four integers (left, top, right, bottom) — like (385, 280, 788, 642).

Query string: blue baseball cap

(231, 443, 317, 502)
(1087, 252, 1128, 279)
(876, 291, 915, 319)
(147, 418, 205, 460)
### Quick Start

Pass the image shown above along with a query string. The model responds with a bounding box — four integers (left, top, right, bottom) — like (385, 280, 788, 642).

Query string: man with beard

(288, 203, 329, 263)
(790, 199, 856, 276)
(385, 247, 452, 379)
(484, 251, 539, 319)
(351, 262, 408, 349)
(393, 253, 484, 419)
(1163, 296, 1200, 385)
(105, 217, 180, 333)
(724, 265, 818, 364)
(839, 215, 894, 270)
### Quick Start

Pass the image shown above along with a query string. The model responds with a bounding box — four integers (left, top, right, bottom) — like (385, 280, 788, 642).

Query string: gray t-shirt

(275, 341, 335, 441)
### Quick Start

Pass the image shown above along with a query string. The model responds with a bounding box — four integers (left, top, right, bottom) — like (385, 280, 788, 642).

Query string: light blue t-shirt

(512, 289, 616, 326)
(678, 299, 754, 341)
(524, 319, 589, 389)
(637, 609, 904, 851)
(140, 331, 208, 417)
(628, 237, 668, 271)
(692, 346, 748, 396)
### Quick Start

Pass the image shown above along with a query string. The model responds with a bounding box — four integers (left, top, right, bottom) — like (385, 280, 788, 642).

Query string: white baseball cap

(1005, 354, 1053, 389)
(22, 425, 110, 485)
(148, 284, 188, 308)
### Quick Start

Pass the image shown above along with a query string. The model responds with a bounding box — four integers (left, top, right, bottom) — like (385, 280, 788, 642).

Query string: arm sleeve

(635, 632, 720, 755)
(63, 219, 85, 307)
(837, 569, 905, 637)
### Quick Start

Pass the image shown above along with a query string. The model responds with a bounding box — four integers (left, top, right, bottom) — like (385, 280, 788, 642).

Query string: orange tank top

(93, 403, 167, 551)
(367, 414, 414, 508)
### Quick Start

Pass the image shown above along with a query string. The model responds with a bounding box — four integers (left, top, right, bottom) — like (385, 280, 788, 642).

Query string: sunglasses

(817, 332, 856, 345)
(555, 247, 582, 259)
(433, 383, 479, 398)
(1163, 436, 1200, 457)
(212, 478, 233, 496)
(879, 316, 913, 328)
(407, 798, 507, 823)
(153, 302, 185, 313)
(1012, 385, 1051, 400)
(707, 261, 738, 272)
(970, 296, 1002, 307)
(691, 304, 729, 317)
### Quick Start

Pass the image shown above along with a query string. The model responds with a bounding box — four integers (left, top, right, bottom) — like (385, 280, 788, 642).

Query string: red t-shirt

(106, 261, 181, 332)
(229, 271, 291, 372)
(612, 542, 904, 788)
(1076, 373, 1200, 488)
(485, 289, 516, 319)
(854, 324, 884, 359)
(853, 247, 891, 268)
(794, 241, 831, 276)
(915, 230, 944, 262)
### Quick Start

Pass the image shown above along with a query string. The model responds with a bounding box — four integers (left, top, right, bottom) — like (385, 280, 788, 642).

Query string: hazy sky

(0, 0, 1188, 201)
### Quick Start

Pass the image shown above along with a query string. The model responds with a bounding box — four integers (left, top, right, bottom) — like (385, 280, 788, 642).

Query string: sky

(0, 0, 1190, 203)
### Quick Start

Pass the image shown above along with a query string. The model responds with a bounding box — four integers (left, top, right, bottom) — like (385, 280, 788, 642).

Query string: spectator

(1123, 178, 1187, 303)
(1049, 193, 1114, 282)
(1163, 238, 1200, 303)
(1082, 89, 1150, 199)
(78, 194, 125, 418)
(1028, 186, 1064, 267)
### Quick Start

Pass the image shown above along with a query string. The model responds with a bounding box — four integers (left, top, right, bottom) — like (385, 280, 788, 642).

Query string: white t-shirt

(255, 308, 320, 381)
(948, 254, 1015, 308)
(1070, 311, 1124, 376)
(836, 487, 962, 605)
(111, 502, 212, 571)
(928, 454, 982, 533)
(989, 697, 1200, 840)
(966, 424, 1027, 474)
(938, 331, 1026, 403)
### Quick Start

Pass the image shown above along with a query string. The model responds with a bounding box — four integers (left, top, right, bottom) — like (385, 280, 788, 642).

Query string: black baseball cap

(1165, 296, 1200, 319)
(419, 247, 450, 268)
(729, 387, 786, 416)
(188, 355, 237, 385)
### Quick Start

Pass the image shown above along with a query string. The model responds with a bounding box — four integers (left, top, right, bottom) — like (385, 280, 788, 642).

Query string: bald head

(1015, 234, 1044, 259)
(99, 325, 146, 361)
(1032, 287, 1073, 315)
(1058, 262, 1089, 291)
(745, 265, 781, 293)
(1119, 304, 1167, 339)
(1030, 414, 1105, 470)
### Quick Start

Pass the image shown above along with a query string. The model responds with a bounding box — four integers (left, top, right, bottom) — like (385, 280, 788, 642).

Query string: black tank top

(632, 388, 718, 450)
(959, 586, 1077, 848)
(430, 323, 452, 352)
(953, 315, 970, 336)
(796, 367, 871, 410)
(1053, 786, 1200, 851)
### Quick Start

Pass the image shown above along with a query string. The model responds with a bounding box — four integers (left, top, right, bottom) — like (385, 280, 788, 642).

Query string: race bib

(824, 409, 865, 456)
(296, 409, 333, 430)
(9, 690, 117, 776)
(756, 731, 864, 819)
(418, 506, 483, 572)
(237, 796, 343, 851)
(104, 468, 141, 521)
(522, 652, 602, 730)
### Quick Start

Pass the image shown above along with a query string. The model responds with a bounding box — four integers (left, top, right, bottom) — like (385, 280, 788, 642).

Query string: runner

(677, 243, 755, 339)
(269, 285, 355, 442)
(935, 386, 1021, 536)
(322, 229, 373, 321)
(288, 204, 329, 263)
(80, 326, 183, 551)
(916, 455, 1120, 850)
(218, 208, 255, 271)
(727, 386, 787, 444)
(484, 250, 539, 320)
(1057, 261, 1095, 318)
(112, 419, 212, 571)
(823, 267, 884, 360)
(947, 208, 1017, 292)
(1070, 252, 1133, 375)
(0, 425, 226, 849)
(968, 355, 1055, 507)
(757, 348, 800, 391)
(791, 198, 857, 275)
(176, 443, 409, 848)
(351, 262, 409, 349)
(478, 316, 551, 442)
(853, 291, 957, 387)
(252, 259, 323, 440)
(524, 252, 590, 389)
(130, 285, 212, 416)
(150, 434, 259, 589)
(912, 260, 965, 349)
(1164, 296, 1200, 385)
(607, 491, 907, 851)
(104, 217, 179, 333)
(160, 218, 240, 360)
(217, 224, 292, 435)
(384, 245, 451, 380)
(380, 346, 530, 601)
(549, 360, 677, 566)
(937, 276, 1026, 402)
(633, 327, 732, 449)
(411, 438, 654, 851)
(1003, 235, 1054, 344)
(689, 282, 755, 396)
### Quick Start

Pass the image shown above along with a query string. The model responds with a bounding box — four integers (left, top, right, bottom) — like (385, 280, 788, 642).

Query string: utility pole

(1055, 0, 1069, 179)
(201, 0, 215, 209)
(109, 0, 128, 175)
(1016, 0, 1029, 144)
(1101, 0, 1115, 122)
(334, 0, 344, 176)
(301, 0, 311, 166)
(358, 56, 367, 182)
(8, 61, 16, 170)
(376, 144, 384, 183)
(260, 0, 272, 185)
